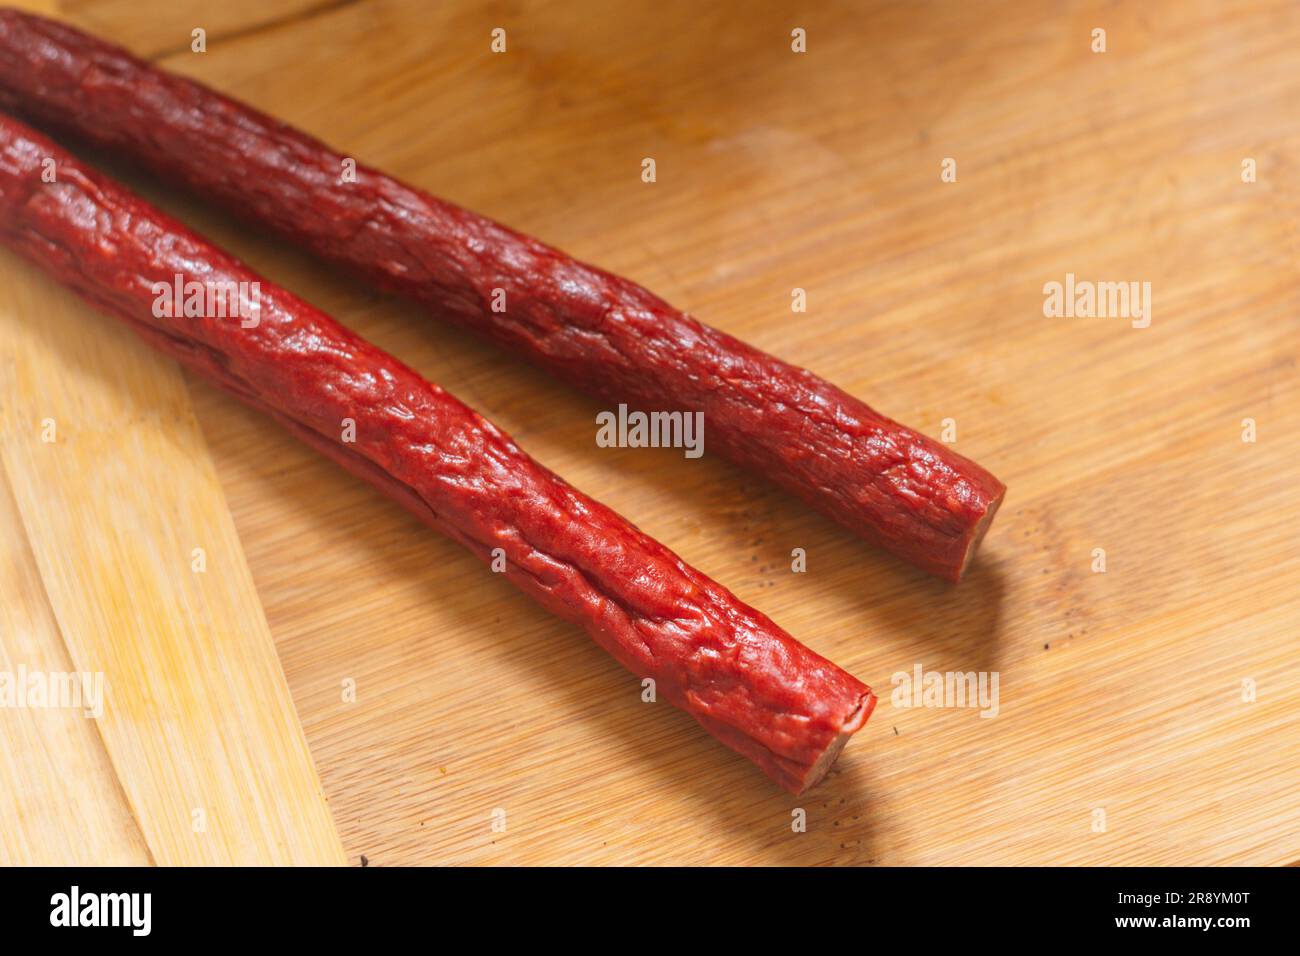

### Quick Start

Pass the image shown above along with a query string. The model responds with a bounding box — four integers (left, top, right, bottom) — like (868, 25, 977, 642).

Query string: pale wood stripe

(0, 250, 346, 865)
(0, 463, 152, 866)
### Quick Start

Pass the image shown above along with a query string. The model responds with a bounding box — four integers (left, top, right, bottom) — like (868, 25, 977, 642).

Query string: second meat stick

(0, 8, 1006, 582)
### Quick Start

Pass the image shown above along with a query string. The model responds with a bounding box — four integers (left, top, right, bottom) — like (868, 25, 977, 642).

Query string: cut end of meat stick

(952, 485, 1006, 583)
(793, 690, 878, 795)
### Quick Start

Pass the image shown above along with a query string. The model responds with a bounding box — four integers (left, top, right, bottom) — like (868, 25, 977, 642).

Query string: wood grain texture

(0, 464, 151, 866)
(5, 0, 1297, 865)
(0, 245, 346, 865)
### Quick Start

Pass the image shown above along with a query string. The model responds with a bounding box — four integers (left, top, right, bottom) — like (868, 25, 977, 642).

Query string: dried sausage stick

(0, 9, 1005, 581)
(0, 112, 875, 793)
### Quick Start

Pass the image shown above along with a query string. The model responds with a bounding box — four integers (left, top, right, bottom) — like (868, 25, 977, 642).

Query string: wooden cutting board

(2, 0, 1296, 866)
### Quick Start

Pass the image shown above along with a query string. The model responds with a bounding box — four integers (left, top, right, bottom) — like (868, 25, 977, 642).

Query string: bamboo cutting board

(1, 0, 1297, 866)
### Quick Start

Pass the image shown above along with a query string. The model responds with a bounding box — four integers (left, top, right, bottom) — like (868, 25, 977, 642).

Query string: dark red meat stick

(0, 8, 1005, 581)
(0, 111, 875, 793)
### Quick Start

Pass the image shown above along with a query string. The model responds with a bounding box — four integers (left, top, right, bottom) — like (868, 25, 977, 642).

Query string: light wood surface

(1, 0, 1296, 865)
(0, 250, 345, 862)
(0, 465, 151, 866)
